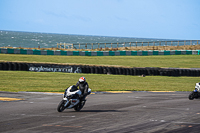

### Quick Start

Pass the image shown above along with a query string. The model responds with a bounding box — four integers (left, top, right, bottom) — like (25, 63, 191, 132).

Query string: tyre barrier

(1, 48, 200, 56)
(0, 62, 200, 77)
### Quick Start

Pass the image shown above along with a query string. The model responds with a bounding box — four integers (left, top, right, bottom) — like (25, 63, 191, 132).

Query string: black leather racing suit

(75, 81, 89, 101)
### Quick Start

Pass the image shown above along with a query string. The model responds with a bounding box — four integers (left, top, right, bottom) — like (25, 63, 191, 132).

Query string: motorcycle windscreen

(70, 85, 78, 92)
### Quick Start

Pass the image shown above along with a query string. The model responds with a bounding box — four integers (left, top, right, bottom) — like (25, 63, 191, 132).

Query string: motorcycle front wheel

(57, 100, 66, 112)
(188, 92, 195, 100)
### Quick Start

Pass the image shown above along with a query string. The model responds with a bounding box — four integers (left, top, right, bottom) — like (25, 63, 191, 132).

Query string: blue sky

(0, 0, 199, 40)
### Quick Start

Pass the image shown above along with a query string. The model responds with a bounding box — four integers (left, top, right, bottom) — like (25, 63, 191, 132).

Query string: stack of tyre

(80, 65, 200, 77)
(1, 62, 200, 77)
(0, 62, 29, 71)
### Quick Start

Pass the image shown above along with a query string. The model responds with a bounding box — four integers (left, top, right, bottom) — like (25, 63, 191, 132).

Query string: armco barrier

(1, 62, 200, 77)
(0, 48, 200, 56)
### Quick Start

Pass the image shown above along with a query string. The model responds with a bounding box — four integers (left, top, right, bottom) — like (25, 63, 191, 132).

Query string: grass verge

(0, 54, 200, 68)
(0, 71, 197, 92)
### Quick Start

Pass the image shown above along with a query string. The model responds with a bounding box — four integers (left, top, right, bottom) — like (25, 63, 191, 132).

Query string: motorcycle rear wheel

(74, 101, 85, 111)
(57, 100, 66, 112)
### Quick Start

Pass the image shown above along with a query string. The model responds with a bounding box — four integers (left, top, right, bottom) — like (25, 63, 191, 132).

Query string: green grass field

(0, 54, 200, 92)
(0, 71, 198, 92)
(0, 54, 200, 68)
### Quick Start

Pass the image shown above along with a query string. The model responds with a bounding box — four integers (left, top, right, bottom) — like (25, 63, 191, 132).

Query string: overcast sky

(0, 0, 199, 40)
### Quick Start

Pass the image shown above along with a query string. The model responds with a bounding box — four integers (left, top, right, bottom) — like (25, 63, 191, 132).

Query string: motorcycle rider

(75, 77, 89, 101)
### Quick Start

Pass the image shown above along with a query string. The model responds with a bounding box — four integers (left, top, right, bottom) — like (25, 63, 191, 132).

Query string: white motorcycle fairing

(66, 85, 82, 97)
(64, 85, 82, 108)
(57, 85, 91, 112)
(195, 83, 200, 92)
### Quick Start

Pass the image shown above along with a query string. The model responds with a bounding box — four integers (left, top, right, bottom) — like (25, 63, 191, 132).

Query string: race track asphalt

(0, 91, 200, 133)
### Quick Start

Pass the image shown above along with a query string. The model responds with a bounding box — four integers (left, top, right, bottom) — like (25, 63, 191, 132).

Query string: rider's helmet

(79, 77, 86, 84)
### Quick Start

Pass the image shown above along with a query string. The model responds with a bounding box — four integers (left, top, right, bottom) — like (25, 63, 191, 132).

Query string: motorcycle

(188, 82, 200, 100)
(57, 85, 91, 112)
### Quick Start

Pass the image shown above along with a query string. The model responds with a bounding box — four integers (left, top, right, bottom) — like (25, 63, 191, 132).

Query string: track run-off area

(0, 91, 200, 133)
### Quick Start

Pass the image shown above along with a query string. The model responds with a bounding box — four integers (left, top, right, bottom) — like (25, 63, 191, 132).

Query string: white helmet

(79, 77, 86, 83)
